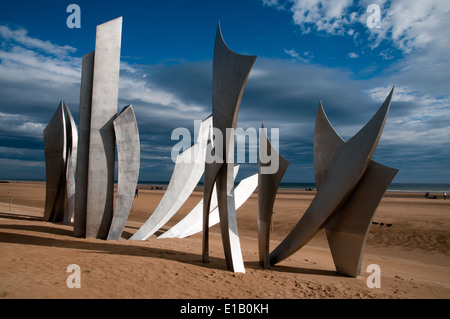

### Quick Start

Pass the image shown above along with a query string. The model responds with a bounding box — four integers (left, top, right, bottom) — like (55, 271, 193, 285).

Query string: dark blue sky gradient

(0, 0, 449, 183)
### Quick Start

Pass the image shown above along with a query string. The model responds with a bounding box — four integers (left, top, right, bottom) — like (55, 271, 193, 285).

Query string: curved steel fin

(258, 124, 290, 268)
(43, 101, 67, 222)
(130, 116, 212, 240)
(314, 100, 398, 276)
(325, 160, 398, 276)
(107, 105, 140, 241)
(63, 102, 78, 225)
(202, 24, 257, 273)
(158, 165, 240, 239)
(270, 87, 394, 266)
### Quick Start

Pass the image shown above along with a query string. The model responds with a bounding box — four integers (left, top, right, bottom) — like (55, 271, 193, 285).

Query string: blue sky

(0, 0, 449, 183)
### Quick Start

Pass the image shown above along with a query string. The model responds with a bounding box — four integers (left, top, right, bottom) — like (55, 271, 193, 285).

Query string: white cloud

(248, 68, 268, 79)
(0, 25, 76, 56)
(119, 72, 205, 121)
(266, 1, 450, 153)
(261, 0, 286, 10)
(0, 112, 46, 137)
(272, 0, 450, 59)
(290, 0, 354, 35)
(0, 45, 81, 85)
(283, 48, 311, 62)
(0, 24, 206, 124)
(366, 85, 450, 148)
(284, 48, 300, 59)
(364, 0, 450, 54)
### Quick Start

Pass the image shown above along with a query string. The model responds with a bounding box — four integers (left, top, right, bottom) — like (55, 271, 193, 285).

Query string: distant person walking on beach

(135, 188, 139, 198)
(444, 192, 447, 200)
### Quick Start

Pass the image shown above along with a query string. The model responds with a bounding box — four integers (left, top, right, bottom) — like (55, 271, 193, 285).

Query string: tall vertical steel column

(85, 17, 122, 239)
(73, 51, 94, 237)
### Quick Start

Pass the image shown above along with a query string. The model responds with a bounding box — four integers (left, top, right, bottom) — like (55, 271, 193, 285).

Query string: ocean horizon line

(2, 179, 449, 193)
(136, 181, 450, 193)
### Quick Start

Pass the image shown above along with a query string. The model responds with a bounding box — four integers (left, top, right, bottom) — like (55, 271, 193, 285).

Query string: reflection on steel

(107, 105, 140, 241)
(130, 116, 212, 241)
(158, 165, 239, 239)
(257, 124, 289, 269)
(204, 173, 257, 239)
(85, 17, 122, 239)
(326, 161, 397, 277)
(159, 168, 258, 239)
(43, 102, 67, 222)
(315, 103, 398, 277)
(202, 24, 257, 273)
(74, 51, 94, 237)
(43, 101, 78, 224)
(63, 102, 78, 225)
(270, 88, 396, 272)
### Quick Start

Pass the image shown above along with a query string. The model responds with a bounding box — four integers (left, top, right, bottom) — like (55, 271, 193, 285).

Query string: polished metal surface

(43, 101, 78, 224)
(130, 116, 212, 240)
(257, 124, 290, 269)
(315, 102, 398, 277)
(107, 105, 140, 241)
(270, 88, 395, 267)
(159, 168, 258, 239)
(85, 17, 122, 239)
(202, 24, 256, 273)
(74, 51, 95, 237)
(43, 102, 67, 222)
(63, 102, 78, 225)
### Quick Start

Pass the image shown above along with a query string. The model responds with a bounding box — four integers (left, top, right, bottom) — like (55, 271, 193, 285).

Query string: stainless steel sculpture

(85, 17, 122, 239)
(130, 116, 212, 240)
(63, 102, 78, 225)
(257, 124, 290, 269)
(159, 169, 258, 239)
(315, 102, 398, 277)
(107, 105, 140, 241)
(43, 101, 77, 224)
(44, 102, 67, 222)
(73, 18, 141, 240)
(202, 24, 257, 273)
(158, 165, 239, 239)
(74, 51, 94, 237)
(269, 88, 397, 277)
(67, 17, 124, 239)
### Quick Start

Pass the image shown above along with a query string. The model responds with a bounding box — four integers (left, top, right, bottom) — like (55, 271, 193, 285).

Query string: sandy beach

(0, 181, 449, 299)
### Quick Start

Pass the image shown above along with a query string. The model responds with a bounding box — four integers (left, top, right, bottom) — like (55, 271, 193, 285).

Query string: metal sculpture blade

(315, 101, 398, 277)
(158, 165, 239, 239)
(326, 160, 397, 276)
(270, 87, 394, 266)
(159, 168, 258, 239)
(130, 116, 212, 240)
(258, 124, 290, 269)
(107, 105, 140, 241)
(74, 51, 95, 237)
(202, 24, 257, 273)
(43, 102, 67, 222)
(85, 17, 122, 239)
(43, 101, 78, 224)
(63, 102, 78, 225)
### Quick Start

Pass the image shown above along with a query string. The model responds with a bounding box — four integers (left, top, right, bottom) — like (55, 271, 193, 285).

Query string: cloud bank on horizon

(0, 0, 449, 183)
